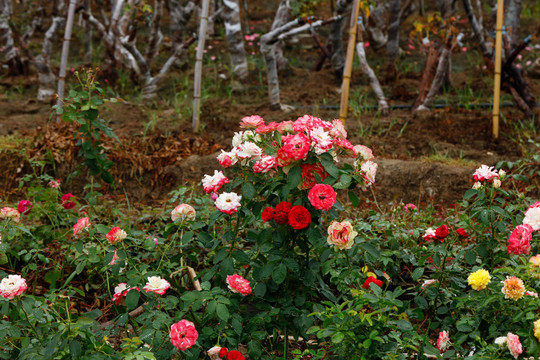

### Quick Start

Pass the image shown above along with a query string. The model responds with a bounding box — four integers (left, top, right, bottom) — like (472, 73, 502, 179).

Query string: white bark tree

(222, 0, 248, 79)
(0, 0, 23, 75)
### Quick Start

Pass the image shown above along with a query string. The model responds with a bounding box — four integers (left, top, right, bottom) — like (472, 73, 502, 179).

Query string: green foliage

(53, 68, 119, 185)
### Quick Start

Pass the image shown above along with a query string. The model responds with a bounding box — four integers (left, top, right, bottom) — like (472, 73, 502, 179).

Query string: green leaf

(125, 289, 139, 310)
(414, 296, 428, 309)
(456, 322, 472, 332)
(248, 340, 263, 358)
(242, 182, 256, 200)
(320, 155, 339, 178)
(333, 174, 352, 189)
(331, 332, 345, 343)
(348, 190, 360, 207)
(254, 283, 267, 298)
(216, 303, 229, 322)
(465, 249, 477, 265)
(464, 189, 477, 199)
(412, 267, 424, 281)
(272, 263, 287, 285)
(287, 165, 302, 189)
(361, 243, 380, 260)
(394, 319, 413, 331)
(95, 224, 110, 234)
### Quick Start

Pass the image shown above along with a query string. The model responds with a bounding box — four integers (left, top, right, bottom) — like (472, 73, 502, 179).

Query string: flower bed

(0, 115, 539, 359)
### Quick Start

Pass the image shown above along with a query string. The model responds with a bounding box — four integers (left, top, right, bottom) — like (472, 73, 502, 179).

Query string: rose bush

(2, 115, 540, 360)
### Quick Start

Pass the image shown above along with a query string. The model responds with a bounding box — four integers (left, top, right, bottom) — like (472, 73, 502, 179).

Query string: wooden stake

(492, 0, 504, 139)
(56, 0, 77, 121)
(339, 0, 361, 125)
(192, 0, 210, 133)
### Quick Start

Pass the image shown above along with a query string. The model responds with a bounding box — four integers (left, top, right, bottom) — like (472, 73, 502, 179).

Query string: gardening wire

(292, 102, 516, 110)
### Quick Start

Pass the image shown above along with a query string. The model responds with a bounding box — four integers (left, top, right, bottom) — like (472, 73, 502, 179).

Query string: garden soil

(1, 0, 539, 207)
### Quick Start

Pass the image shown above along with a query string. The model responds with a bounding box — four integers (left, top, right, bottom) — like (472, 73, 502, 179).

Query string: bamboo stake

(56, 0, 77, 121)
(492, 0, 504, 139)
(192, 0, 210, 133)
(339, 0, 361, 125)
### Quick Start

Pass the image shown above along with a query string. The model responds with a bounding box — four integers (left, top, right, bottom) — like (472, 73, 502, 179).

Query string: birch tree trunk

(83, 0, 92, 64)
(328, 0, 352, 80)
(222, 0, 248, 79)
(366, 3, 387, 50)
(261, 18, 302, 110)
(386, 0, 401, 72)
(270, 0, 292, 70)
(504, 0, 522, 48)
(35, 16, 64, 102)
(170, 0, 198, 42)
(192, 0, 210, 132)
(145, 0, 164, 67)
(0, 0, 23, 75)
(462, 0, 491, 57)
(56, 0, 78, 115)
(356, 40, 389, 114)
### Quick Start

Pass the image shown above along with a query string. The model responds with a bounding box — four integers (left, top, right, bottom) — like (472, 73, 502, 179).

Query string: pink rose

(473, 165, 499, 182)
(506, 332, 522, 359)
(327, 221, 357, 250)
(143, 276, 170, 295)
(330, 119, 347, 139)
(0, 274, 27, 300)
(202, 170, 229, 194)
(253, 155, 276, 173)
(227, 274, 252, 296)
(280, 133, 311, 161)
(308, 184, 337, 211)
(170, 319, 198, 351)
(239, 115, 264, 129)
(73, 217, 91, 238)
(171, 204, 196, 222)
(0, 207, 21, 222)
(422, 228, 437, 242)
(353, 145, 374, 161)
(436, 331, 451, 352)
(17, 200, 32, 215)
(48, 179, 61, 188)
(217, 150, 237, 168)
(507, 224, 533, 255)
(309, 127, 333, 155)
(360, 160, 378, 186)
(112, 283, 140, 305)
(215, 192, 242, 215)
(404, 203, 417, 212)
(106, 227, 127, 245)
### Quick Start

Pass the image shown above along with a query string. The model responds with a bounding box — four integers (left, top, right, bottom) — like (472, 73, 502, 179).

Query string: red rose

(18, 200, 32, 215)
(227, 350, 245, 360)
(61, 193, 76, 210)
(219, 347, 229, 358)
(435, 225, 449, 240)
(363, 276, 383, 290)
(274, 201, 292, 224)
(456, 228, 469, 238)
(300, 163, 329, 190)
(308, 184, 337, 211)
(261, 207, 275, 222)
(288, 205, 311, 230)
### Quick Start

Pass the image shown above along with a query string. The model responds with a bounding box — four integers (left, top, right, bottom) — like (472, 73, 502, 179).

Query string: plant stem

(284, 326, 289, 359)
